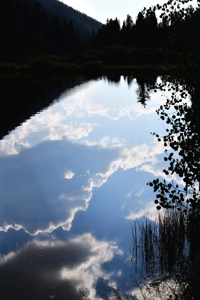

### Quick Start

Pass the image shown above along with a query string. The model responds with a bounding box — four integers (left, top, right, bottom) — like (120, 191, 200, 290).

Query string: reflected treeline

(136, 75, 157, 107)
(0, 75, 88, 140)
(104, 74, 121, 86)
(0, 74, 158, 141)
(104, 74, 158, 106)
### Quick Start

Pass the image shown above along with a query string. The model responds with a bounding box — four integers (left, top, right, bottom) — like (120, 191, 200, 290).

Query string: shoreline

(0, 61, 176, 78)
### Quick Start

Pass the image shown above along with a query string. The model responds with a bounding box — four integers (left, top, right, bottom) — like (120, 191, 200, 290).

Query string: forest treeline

(0, 0, 100, 62)
(1, 0, 200, 69)
(90, 12, 170, 66)
(90, 5, 200, 66)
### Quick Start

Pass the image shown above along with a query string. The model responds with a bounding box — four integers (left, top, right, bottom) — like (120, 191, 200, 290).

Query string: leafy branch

(148, 80, 200, 214)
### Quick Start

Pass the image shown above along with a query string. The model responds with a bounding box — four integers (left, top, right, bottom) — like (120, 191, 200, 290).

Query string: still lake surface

(0, 76, 181, 299)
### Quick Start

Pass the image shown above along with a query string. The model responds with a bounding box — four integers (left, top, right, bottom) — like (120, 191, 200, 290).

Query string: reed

(101, 210, 200, 300)
(130, 210, 200, 300)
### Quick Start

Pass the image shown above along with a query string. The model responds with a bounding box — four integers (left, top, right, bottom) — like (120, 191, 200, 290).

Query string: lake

(0, 75, 185, 299)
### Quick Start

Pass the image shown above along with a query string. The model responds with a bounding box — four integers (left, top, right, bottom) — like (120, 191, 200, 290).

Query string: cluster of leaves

(149, 0, 197, 23)
(147, 80, 200, 215)
(145, 0, 200, 66)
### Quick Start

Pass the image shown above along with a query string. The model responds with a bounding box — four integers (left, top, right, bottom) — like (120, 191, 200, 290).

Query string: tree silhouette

(94, 18, 120, 47)
(121, 14, 134, 46)
(148, 79, 200, 215)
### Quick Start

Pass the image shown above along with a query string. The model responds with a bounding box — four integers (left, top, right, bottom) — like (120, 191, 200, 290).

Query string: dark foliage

(145, 67, 200, 297)
(32, 0, 101, 37)
(147, 78, 200, 215)
(2, 0, 200, 67)
(0, 75, 88, 139)
(93, 11, 161, 49)
(91, 0, 200, 68)
(0, 0, 101, 62)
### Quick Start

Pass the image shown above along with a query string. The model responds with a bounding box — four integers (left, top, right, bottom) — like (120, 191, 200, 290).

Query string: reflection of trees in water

(136, 75, 157, 107)
(105, 75, 158, 100)
(0, 74, 158, 142)
(123, 74, 157, 107)
(105, 75, 121, 85)
(0, 76, 88, 140)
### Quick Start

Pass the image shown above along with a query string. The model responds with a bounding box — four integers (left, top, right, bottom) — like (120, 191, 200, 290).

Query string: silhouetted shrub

(101, 46, 131, 65)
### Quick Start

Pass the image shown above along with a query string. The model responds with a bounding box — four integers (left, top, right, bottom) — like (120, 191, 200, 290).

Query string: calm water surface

(0, 76, 176, 299)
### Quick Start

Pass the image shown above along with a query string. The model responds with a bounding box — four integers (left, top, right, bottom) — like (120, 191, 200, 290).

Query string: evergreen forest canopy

(0, 0, 101, 62)
(34, 0, 101, 36)
(1, 0, 200, 70)
(90, 0, 200, 67)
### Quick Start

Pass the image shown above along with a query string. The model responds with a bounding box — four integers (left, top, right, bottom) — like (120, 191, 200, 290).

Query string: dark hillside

(0, 0, 101, 62)
(33, 0, 102, 37)
(0, 76, 88, 140)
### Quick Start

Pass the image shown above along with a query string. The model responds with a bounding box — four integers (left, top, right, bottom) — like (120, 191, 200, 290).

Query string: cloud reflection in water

(0, 76, 183, 298)
(0, 77, 166, 157)
(0, 233, 122, 300)
(0, 136, 166, 235)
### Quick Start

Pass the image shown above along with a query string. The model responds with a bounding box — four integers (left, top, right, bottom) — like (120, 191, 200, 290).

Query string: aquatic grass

(129, 210, 200, 300)
(0, 49, 177, 78)
(100, 210, 198, 300)
(80, 61, 104, 75)
(0, 62, 26, 76)
(27, 55, 79, 77)
(131, 211, 188, 277)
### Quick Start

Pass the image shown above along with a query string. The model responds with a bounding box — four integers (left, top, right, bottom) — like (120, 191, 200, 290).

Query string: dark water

(0, 75, 189, 299)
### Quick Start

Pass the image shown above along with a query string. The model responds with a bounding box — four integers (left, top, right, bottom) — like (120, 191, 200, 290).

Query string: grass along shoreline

(0, 58, 177, 78)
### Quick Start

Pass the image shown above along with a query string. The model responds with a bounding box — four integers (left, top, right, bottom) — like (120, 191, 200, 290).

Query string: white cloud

(0, 77, 178, 235)
(139, 158, 184, 186)
(135, 188, 145, 197)
(0, 76, 168, 157)
(0, 233, 122, 300)
(0, 136, 165, 235)
(99, 136, 125, 148)
(126, 202, 160, 222)
(65, 170, 75, 179)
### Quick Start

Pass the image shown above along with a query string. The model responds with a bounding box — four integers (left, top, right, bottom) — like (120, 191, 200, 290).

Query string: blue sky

(61, 0, 166, 24)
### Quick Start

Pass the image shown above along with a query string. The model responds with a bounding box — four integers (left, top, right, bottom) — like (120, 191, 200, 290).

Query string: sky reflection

(0, 76, 180, 236)
(0, 233, 122, 300)
(0, 77, 167, 156)
(0, 76, 185, 298)
(0, 137, 165, 235)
